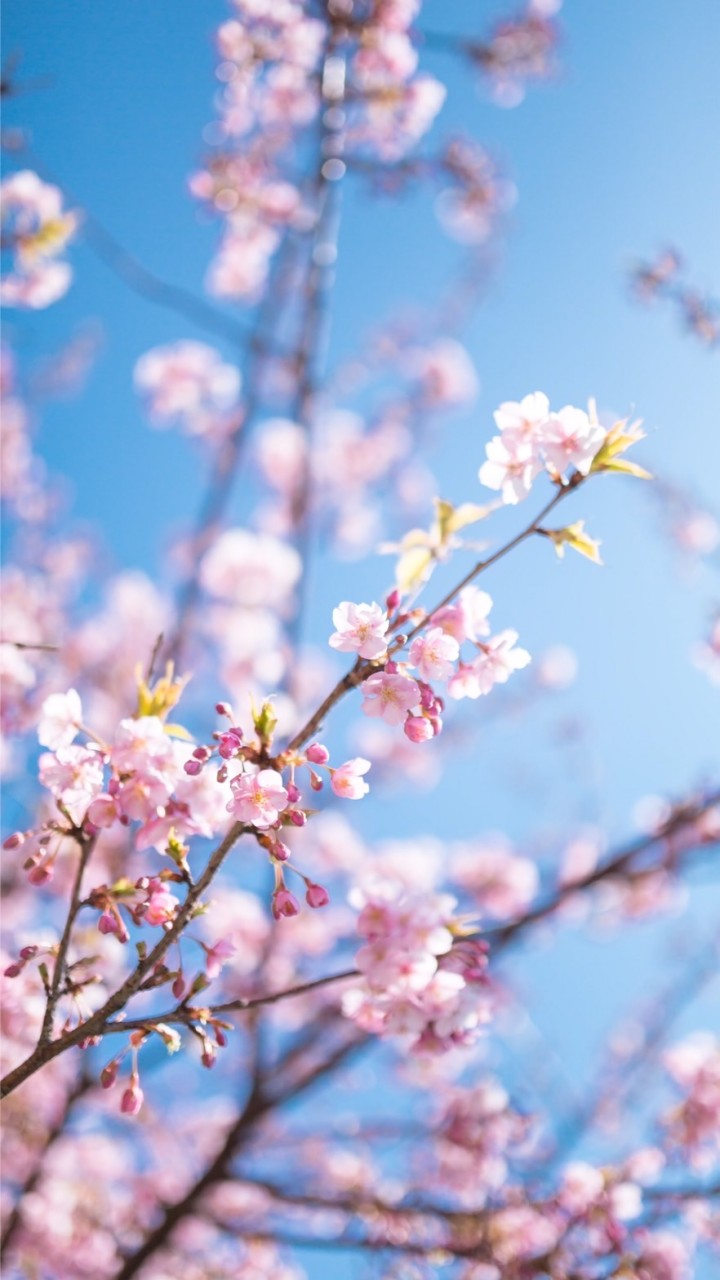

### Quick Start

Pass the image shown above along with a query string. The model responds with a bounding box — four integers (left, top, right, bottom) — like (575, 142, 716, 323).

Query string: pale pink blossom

(1, 170, 78, 309)
(454, 839, 539, 918)
(37, 689, 83, 750)
(329, 601, 389, 660)
(200, 528, 301, 609)
(408, 338, 479, 407)
(38, 746, 104, 824)
(360, 670, 419, 725)
(134, 341, 240, 434)
(408, 626, 459, 682)
(493, 391, 551, 443)
(432, 586, 493, 644)
(542, 404, 606, 478)
(331, 758, 371, 800)
(144, 885, 180, 927)
(448, 630, 531, 699)
(202, 937, 237, 979)
(227, 767, 289, 828)
(479, 434, 542, 504)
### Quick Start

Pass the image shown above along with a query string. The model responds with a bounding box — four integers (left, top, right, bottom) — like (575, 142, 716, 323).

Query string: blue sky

(3, 1, 720, 1273)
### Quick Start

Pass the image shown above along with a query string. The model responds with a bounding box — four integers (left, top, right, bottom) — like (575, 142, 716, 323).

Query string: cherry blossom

(330, 757, 371, 800)
(227, 767, 289, 829)
(134, 341, 241, 436)
(360, 669, 420, 725)
(328, 601, 389, 660)
(0, 170, 78, 308)
(407, 626, 460, 682)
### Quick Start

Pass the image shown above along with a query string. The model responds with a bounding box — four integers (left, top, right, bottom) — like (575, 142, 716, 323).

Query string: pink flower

(200, 528, 301, 609)
(331, 758, 371, 800)
(134, 341, 241, 436)
(542, 405, 606, 478)
(38, 745, 104, 824)
(227, 767, 289, 829)
(448, 631, 531, 698)
(360, 671, 419, 725)
(409, 339, 479, 408)
(432, 586, 493, 644)
(408, 626, 459, 682)
(329, 601, 389, 660)
(202, 937, 237, 980)
(493, 391, 551, 444)
(144, 885, 180, 927)
(479, 435, 542, 504)
(37, 688, 82, 750)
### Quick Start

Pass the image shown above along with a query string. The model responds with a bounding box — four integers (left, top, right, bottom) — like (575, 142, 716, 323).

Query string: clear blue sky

(3, 1, 719, 1274)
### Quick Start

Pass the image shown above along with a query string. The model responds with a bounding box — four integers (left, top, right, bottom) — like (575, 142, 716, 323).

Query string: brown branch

(1, 821, 247, 1099)
(113, 1025, 366, 1279)
(96, 789, 719, 1040)
(38, 831, 97, 1046)
(285, 473, 582, 754)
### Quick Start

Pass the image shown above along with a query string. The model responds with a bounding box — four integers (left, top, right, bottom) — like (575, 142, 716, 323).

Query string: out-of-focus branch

(113, 1023, 366, 1280)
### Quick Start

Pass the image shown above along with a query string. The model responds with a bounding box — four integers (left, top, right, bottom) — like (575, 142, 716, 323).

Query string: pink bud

(215, 1028, 227, 1047)
(386, 588, 401, 612)
(101, 1060, 119, 1089)
(19, 945, 38, 960)
(309, 770, 324, 792)
(201, 1046, 216, 1069)
(120, 1074, 144, 1116)
(217, 764, 228, 783)
(271, 840, 291, 862)
(286, 782, 301, 803)
(3, 831, 24, 850)
(404, 714, 434, 743)
(306, 883, 330, 909)
(193, 745, 211, 760)
(306, 742, 329, 765)
(287, 809, 306, 827)
(215, 701, 232, 718)
(172, 974, 185, 1000)
(385, 659, 398, 674)
(4, 963, 22, 978)
(28, 863, 52, 886)
(272, 887, 300, 919)
(183, 759, 203, 776)
(98, 911, 117, 935)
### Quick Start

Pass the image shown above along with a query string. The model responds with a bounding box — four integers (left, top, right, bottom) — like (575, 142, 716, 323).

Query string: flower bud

(306, 883, 330, 909)
(120, 1073, 144, 1115)
(306, 742, 329, 765)
(272, 887, 300, 919)
(101, 1060, 119, 1089)
(404, 714, 434, 743)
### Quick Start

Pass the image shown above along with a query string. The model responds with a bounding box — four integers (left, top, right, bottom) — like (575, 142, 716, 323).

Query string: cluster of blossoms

(134, 341, 242, 440)
(631, 247, 720, 348)
(330, 587, 530, 744)
(435, 137, 515, 244)
(345, 1, 445, 162)
(479, 389, 608, 504)
(189, 0, 324, 299)
(468, 0, 563, 108)
(662, 1034, 720, 1171)
(0, 170, 79, 308)
(342, 879, 492, 1051)
(9, 681, 376, 929)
